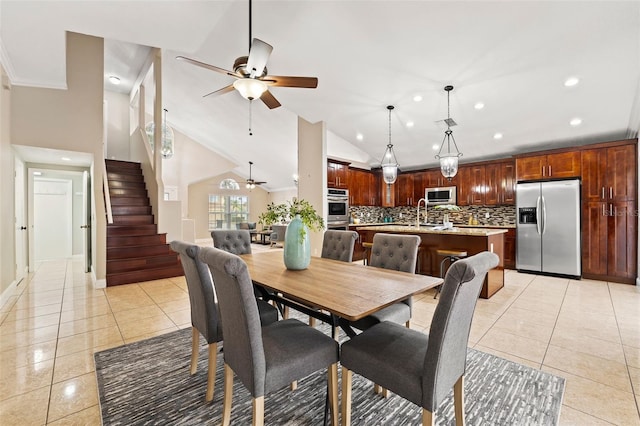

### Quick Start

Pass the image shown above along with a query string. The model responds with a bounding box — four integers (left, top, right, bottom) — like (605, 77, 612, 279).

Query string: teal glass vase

(283, 215, 311, 270)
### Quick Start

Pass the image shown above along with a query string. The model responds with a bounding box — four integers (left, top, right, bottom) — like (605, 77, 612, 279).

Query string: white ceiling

(2, 1, 639, 191)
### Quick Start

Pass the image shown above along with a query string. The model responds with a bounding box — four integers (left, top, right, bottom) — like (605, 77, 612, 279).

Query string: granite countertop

(350, 222, 516, 229)
(355, 224, 508, 236)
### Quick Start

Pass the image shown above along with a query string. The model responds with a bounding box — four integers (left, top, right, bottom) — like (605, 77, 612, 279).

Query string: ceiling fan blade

(176, 56, 241, 78)
(246, 38, 273, 78)
(203, 84, 235, 98)
(264, 75, 318, 88)
(260, 90, 281, 109)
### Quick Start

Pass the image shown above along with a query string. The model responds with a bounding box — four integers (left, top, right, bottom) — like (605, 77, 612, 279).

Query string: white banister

(103, 160, 114, 224)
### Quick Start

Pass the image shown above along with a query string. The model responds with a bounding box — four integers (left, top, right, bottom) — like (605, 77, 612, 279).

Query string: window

(208, 194, 249, 229)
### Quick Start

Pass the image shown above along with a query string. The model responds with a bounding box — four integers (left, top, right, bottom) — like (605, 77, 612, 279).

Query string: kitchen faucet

(416, 198, 427, 227)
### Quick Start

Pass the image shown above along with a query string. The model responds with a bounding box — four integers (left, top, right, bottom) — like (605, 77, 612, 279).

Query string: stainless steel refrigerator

(516, 179, 581, 278)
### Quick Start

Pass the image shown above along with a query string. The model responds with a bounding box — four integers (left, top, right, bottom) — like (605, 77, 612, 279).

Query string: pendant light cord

(249, 99, 253, 136)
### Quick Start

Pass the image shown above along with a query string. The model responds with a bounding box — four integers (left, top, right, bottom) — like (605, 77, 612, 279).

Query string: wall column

(297, 117, 327, 257)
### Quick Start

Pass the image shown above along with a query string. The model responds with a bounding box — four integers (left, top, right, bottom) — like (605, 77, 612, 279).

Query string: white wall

(0, 64, 16, 298)
(104, 90, 130, 161)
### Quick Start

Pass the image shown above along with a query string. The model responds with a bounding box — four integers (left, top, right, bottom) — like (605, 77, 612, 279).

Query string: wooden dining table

(240, 250, 443, 336)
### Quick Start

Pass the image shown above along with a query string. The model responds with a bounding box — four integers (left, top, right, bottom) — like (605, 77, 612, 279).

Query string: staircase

(105, 159, 183, 286)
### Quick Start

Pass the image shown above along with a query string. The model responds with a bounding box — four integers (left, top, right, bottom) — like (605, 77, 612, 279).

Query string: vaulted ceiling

(2, 1, 639, 191)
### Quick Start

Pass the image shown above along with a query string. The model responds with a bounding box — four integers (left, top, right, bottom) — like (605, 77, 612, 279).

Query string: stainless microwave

(426, 186, 457, 205)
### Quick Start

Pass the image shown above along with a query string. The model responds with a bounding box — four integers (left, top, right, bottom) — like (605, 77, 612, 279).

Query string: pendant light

(160, 108, 175, 159)
(380, 105, 399, 184)
(144, 108, 175, 159)
(435, 85, 462, 180)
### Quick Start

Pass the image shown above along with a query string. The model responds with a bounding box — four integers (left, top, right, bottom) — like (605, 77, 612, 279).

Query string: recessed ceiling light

(570, 118, 582, 126)
(108, 76, 121, 85)
(474, 102, 485, 110)
(61, 157, 71, 161)
(564, 77, 579, 87)
(33, 171, 42, 176)
(432, 144, 440, 151)
(493, 133, 503, 140)
(413, 95, 422, 102)
(406, 121, 414, 128)
(356, 133, 364, 141)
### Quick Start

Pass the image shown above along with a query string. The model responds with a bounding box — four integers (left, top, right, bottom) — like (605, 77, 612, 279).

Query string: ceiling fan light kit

(176, 0, 317, 111)
(380, 105, 399, 185)
(435, 85, 463, 180)
(233, 75, 267, 100)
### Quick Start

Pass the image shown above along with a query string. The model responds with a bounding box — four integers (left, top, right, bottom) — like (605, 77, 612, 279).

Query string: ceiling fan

(176, 0, 318, 109)
(245, 161, 266, 189)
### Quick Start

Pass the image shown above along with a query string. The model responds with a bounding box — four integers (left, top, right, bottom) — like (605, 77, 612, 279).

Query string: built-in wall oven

(327, 189, 349, 229)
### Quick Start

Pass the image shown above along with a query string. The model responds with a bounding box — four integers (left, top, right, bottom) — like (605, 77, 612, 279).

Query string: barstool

(362, 242, 373, 265)
(434, 249, 468, 299)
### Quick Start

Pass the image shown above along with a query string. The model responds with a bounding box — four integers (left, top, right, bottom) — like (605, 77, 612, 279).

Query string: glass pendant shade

(435, 86, 462, 180)
(145, 108, 174, 159)
(439, 153, 460, 179)
(381, 146, 398, 184)
(380, 105, 399, 185)
(233, 78, 267, 100)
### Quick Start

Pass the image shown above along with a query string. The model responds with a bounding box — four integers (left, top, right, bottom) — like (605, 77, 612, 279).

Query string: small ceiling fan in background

(245, 161, 266, 189)
(176, 0, 318, 109)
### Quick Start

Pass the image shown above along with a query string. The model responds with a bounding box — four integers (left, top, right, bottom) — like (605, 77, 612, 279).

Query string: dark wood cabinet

(456, 166, 471, 206)
(395, 173, 415, 206)
(327, 160, 349, 188)
(502, 161, 516, 204)
(516, 151, 581, 180)
(468, 165, 486, 205)
(503, 228, 516, 269)
(484, 160, 516, 206)
(348, 168, 379, 206)
(581, 140, 637, 282)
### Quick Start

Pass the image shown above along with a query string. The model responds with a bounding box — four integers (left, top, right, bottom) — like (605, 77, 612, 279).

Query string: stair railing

(103, 160, 114, 224)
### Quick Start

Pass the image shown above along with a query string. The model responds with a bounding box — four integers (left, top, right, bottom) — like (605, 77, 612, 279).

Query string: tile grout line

(608, 281, 640, 419)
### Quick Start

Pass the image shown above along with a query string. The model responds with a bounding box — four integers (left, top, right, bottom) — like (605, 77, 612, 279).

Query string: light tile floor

(0, 250, 639, 425)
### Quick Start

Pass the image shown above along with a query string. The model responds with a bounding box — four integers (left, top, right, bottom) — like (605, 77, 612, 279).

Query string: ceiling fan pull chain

(249, 99, 253, 136)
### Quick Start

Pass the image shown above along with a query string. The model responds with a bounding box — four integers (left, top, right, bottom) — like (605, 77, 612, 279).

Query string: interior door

(82, 171, 92, 272)
(33, 178, 72, 261)
(14, 158, 26, 282)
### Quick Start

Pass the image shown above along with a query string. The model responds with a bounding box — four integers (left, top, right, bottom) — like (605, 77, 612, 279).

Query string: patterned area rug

(95, 327, 564, 425)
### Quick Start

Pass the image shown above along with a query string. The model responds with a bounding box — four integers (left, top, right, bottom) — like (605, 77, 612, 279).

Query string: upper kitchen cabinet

(582, 141, 636, 203)
(423, 169, 450, 188)
(395, 173, 415, 206)
(485, 160, 516, 205)
(516, 151, 581, 181)
(327, 159, 349, 188)
(348, 167, 379, 206)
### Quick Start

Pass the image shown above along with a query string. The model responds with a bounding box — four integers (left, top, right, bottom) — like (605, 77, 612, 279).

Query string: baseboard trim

(0, 278, 21, 309)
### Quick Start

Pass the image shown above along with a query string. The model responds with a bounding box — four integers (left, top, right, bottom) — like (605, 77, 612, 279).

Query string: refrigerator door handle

(536, 196, 543, 235)
(541, 196, 547, 235)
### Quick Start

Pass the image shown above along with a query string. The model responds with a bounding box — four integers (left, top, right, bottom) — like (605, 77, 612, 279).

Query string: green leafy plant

(258, 198, 325, 241)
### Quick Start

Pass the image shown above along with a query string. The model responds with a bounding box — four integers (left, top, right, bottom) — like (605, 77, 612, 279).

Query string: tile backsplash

(349, 205, 516, 227)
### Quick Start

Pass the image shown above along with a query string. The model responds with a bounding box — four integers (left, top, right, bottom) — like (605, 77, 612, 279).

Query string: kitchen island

(356, 224, 508, 299)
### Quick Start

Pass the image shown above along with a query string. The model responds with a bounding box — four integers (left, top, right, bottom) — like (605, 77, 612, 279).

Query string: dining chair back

(321, 230, 358, 262)
(211, 229, 252, 255)
(270, 224, 287, 247)
(169, 240, 222, 402)
(340, 251, 499, 426)
(347, 233, 421, 331)
(198, 246, 340, 426)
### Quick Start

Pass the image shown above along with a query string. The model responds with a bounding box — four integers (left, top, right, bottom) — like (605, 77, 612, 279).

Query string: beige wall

(10, 32, 107, 282)
(268, 188, 298, 205)
(188, 172, 270, 239)
(297, 117, 327, 257)
(0, 63, 16, 298)
(163, 126, 237, 218)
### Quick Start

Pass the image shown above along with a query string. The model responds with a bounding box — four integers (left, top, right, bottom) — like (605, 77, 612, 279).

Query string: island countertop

(355, 224, 508, 237)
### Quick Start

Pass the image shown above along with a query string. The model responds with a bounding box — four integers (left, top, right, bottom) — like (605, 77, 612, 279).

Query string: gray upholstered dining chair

(340, 251, 499, 426)
(270, 224, 287, 248)
(211, 229, 253, 255)
(301, 229, 358, 329)
(169, 240, 278, 402)
(198, 246, 340, 426)
(346, 233, 421, 331)
(321, 229, 358, 262)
